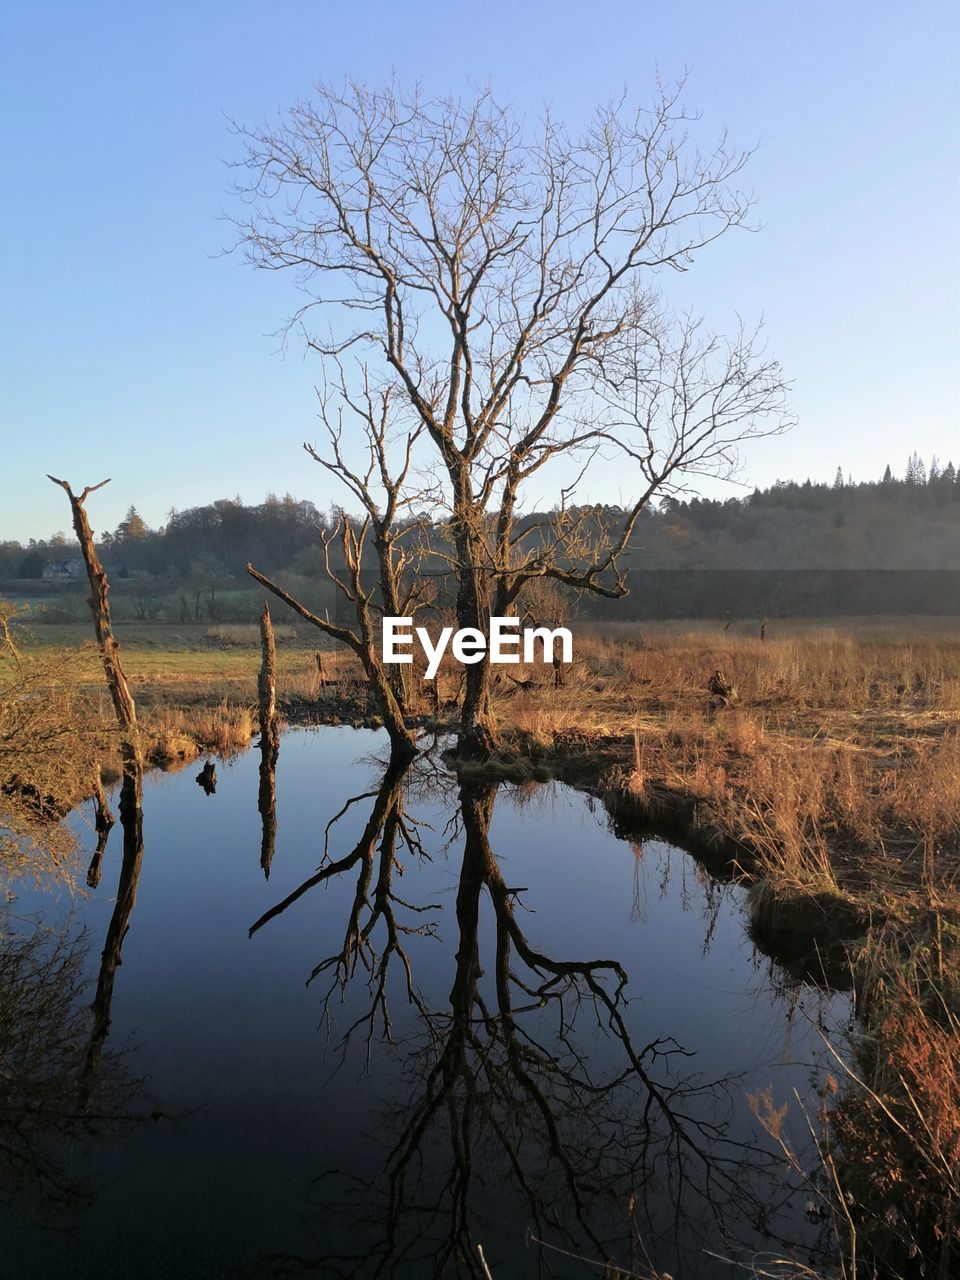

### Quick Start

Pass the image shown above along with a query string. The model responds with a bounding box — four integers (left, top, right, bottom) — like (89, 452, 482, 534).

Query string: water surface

(2, 728, 843, 1278)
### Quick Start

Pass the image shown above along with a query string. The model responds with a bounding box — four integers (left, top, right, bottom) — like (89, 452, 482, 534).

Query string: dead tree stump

(196, 760, 217, 795)
(258, 603, 278, 745)
(708, 668, 738, 705)
(47, 475, 142, 773)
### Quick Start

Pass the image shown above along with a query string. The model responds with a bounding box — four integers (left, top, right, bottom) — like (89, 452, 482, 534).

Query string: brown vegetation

(0, 642, 110, 886)
(487, 623, 960, 908)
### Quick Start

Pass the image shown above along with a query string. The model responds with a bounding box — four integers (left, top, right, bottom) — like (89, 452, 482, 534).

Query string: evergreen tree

(115, 506, 149, 541)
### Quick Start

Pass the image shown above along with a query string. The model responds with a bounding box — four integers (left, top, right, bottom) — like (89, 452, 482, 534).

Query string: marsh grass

(752, 916, 960, 1279)
(491, 622, 960, 911)
(541, 625, 960, 1279)
(139, 701, 256, 760)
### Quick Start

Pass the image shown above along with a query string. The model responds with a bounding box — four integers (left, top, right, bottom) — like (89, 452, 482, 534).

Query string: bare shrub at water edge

(0, 910, 141, 1216)
(0, 640, 111, 888)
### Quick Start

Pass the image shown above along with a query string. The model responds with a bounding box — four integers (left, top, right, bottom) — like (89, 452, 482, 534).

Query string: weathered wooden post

(195, 760, 217, 795)
(552, 651, 565, 689)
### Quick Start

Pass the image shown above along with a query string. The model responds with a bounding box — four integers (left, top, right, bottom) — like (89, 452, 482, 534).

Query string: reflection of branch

(85, 768, 115, 890)
(249, 750, 435, 1067)
(311, 781, 436, 1065)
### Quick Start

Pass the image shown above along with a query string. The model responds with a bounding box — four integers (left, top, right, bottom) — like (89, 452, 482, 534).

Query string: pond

(1, 728, 848, 1279)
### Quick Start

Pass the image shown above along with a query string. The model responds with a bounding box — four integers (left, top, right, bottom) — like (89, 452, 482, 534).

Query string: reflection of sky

(492, 779, 845, 1137)
(4, 728, 848, 1278)
(2, 1, 957, 541)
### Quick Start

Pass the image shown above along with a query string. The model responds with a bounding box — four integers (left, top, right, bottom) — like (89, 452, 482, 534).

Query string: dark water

(2, 728, 845, 1279)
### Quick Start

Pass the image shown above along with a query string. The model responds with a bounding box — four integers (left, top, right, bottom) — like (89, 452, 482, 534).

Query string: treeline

(5, 494, 327, 582)
(3, 459, 959, 621)
(633, 455, 960, 571)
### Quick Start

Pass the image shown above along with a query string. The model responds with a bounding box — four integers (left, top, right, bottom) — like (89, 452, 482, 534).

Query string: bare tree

(246, 367, 432, 760)
(232, 78, 790, 753)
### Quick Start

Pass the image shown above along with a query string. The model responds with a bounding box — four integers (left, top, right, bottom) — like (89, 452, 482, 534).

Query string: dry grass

(139, 701, 256, 761)
(170, 701, 256, 755)
(494, 622, 960, 911)
(8, 615, 960, 914)
(835, 927, 960, 1265)
(204, 623, 298, 646)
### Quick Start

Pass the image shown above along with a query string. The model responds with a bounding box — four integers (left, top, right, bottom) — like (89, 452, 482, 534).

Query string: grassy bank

(14, 613, 959, 920)
(484, 622, 960, 903)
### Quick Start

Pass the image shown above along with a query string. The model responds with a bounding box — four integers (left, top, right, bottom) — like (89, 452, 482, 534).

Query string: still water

(2, 728, 844, 1278)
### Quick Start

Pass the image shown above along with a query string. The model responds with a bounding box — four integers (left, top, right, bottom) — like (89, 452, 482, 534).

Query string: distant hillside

(626, 458, 960, 571)
(3, 456, 958, 621)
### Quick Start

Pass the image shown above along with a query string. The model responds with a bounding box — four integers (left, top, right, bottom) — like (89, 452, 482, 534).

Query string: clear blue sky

(2, 0, 958, 542)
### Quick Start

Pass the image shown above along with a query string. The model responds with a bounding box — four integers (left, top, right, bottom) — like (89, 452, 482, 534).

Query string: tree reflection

(251, 749, 435, 1061)
(251, 752, 799, 1278)
(0, 908, 135, 1218)
(83, 764, 144, 1097)
(258, 730, 280, 880)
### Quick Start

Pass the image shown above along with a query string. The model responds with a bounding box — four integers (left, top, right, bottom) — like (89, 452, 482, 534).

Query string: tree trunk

(451, 518, 498, 757)
(47, 477, 142, 772)
(374, 529, 410, 710)
(257, 603, 278, 743)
